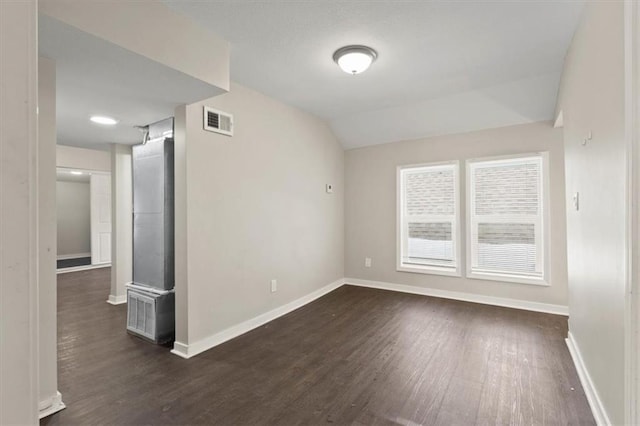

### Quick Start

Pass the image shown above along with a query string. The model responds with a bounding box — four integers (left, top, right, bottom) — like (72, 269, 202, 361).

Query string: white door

(90, 173, 112, 265)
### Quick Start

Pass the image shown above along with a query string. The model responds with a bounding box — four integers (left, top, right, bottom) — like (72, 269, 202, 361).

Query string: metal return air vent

(203, 106, 233, 136)
(127, 290, 156, 340)
(126, 289, 175, 344)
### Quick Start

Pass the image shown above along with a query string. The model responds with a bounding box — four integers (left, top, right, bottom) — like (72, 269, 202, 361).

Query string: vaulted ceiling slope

(164, 1, 584, 149)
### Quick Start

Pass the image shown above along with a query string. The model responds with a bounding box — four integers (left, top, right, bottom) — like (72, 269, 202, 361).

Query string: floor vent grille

(127, 290, 156, 340)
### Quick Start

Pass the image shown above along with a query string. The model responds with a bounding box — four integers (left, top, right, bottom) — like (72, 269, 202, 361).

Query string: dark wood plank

(42, 268, 595, 425)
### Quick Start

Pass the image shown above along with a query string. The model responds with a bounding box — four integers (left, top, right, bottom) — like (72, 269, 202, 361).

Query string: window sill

(467, 271, 549, 286)
(397, 263, 461, 278)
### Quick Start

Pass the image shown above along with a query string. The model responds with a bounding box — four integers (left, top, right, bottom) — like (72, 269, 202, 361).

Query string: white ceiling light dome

(333, 45, 377, 75)
(90, 115, 118, 125)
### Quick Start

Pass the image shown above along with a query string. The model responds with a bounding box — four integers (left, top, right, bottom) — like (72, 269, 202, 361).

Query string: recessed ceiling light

(70, 171, 83, 175)
(333, 45, 378, 75)
(90, 115, 118, 125)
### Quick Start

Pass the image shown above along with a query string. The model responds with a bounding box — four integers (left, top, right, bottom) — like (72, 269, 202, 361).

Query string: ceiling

(164, 0, 584, 149)
(39, 15, 225, 151)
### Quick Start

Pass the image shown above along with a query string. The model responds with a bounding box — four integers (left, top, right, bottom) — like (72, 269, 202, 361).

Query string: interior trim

(56, 263, 110, 275)
(566, 331, 612, 425)
(38, 391, 65, 419)
(171, 275, 572, 361)
(56, 252, 91, 260)
(170, 278, 346, 359)
(345, 277, 568, 316)
(106, 294, 127, 305)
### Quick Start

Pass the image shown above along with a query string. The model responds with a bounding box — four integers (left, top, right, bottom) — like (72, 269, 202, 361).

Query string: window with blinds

(397, 162, 460, 276)
(466, 154, 546, 284)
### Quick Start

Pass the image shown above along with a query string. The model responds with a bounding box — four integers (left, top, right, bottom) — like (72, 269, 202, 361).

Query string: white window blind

(467, 155, 545, 282)
(398, 163, 459, 275)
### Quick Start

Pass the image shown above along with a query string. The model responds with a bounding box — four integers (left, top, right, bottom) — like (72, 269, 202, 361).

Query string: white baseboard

(344, 277, 569, 316)
(171, 278, 345, 359)
(57, 263, 110, 274)
(171, 341, 190, 359)
(57, 252, 91, 260)
(565, 332, 611, 426)
(171, 276, 569, 359)
(106, 294, 127, 305)
(38, 391, 65, 419)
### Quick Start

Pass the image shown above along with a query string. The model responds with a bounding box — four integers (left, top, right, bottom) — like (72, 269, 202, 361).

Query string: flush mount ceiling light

(90, 115, 118, 125)
(70, 171, 83, 175)
(333, 45, 377, 75)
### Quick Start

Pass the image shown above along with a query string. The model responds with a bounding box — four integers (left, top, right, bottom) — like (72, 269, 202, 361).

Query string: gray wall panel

(132, 118, 175, 291)
(133, 213, 165, 288)
(133, 154, 164, 214)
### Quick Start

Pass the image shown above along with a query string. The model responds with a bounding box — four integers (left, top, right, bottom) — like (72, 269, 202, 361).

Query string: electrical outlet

(573, 192, 580, 211)
(270, 279, 277, 293)
(365, 257, 372, 268)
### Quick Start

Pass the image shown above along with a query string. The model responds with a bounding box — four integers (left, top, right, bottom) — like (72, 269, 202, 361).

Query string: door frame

(56, 167, 112, 270)
(625, 0, 640, 424)
(89, 171, 112, 266)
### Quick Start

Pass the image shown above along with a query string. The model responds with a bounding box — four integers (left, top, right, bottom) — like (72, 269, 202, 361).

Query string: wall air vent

(203, 106, 234, 136)
(127, 290, 156, 340)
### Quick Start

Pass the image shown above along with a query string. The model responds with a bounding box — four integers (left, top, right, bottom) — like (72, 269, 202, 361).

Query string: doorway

(56, 167, 112, 273)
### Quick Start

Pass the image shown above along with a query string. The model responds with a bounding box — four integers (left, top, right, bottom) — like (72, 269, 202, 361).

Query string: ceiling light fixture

(70, 171, 83, 175)
(333, 45, 377, 75)
(90, 115, 118, 125)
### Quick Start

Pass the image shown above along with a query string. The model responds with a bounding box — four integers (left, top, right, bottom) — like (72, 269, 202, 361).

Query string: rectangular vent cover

(127, 290, 156, 340)
(203, 106, 233, 136)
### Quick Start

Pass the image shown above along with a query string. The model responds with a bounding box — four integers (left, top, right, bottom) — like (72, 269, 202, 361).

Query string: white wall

(174, 105, 189, 344)
(556, 1, 626, 424)
(56, 181, 91, 257)
(110, 144, 133, 304)
(345, 121, 568, 307)
(0, 0, 39, 423)
(38, 56, 62, 417)
(174, 82, 344, 350)
(57, 144, 111, 172)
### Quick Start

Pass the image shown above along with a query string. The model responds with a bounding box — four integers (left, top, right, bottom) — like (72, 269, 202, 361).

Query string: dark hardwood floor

(43, 268, 595, 425)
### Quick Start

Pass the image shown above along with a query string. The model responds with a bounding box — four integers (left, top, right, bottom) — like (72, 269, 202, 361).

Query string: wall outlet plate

(365, 257, 372, 268)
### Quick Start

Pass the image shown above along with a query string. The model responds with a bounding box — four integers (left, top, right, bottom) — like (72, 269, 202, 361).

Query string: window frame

(396, 160, 461, 277)
(465, 152, 550, 286)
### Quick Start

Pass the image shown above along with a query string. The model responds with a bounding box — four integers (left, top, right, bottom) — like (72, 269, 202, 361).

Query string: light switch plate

(326, 184, 333, 194)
